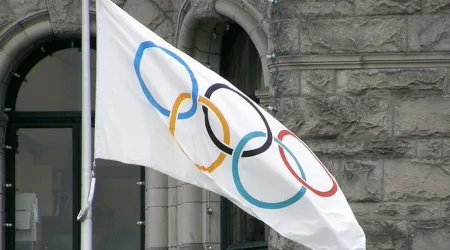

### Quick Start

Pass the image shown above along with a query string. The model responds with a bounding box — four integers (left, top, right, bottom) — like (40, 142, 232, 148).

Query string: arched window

(15, 48, 96, 111)
(4, 40, 144, 250)
(219, 24, 267, 250)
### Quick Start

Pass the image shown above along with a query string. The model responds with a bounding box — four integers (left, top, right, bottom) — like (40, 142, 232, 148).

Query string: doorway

(3, 40, 145, 250)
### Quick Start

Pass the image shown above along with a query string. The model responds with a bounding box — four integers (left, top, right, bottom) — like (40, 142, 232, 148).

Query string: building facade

(0, 0, 449, 250)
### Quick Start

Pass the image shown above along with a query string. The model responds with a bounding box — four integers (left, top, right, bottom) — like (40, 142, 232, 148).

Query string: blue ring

(232, 131, 307, 209)
(134, 41, 199, 119)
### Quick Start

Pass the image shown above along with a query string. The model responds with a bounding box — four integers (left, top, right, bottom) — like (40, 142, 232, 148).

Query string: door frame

(4, 111, 146, 249)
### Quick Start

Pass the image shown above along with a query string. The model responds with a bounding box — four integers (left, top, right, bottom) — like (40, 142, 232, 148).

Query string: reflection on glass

(15, 128, 73, 250)
(15, 48, 96, 111)
(225, 200, 266, 245)
(93, 159, 141, 250)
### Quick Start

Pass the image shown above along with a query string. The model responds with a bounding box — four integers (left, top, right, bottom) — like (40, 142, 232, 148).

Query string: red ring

(277, 130, 338, 197)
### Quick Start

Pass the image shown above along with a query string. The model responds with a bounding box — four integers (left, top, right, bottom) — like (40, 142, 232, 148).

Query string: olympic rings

(134, 41, 199, 119)
(277, 130, 338, 197)
(232, 131, 307, 209)
(203, 83, 273, 157)
(134, 40, 338, 210)
(169, 92, 231, 173)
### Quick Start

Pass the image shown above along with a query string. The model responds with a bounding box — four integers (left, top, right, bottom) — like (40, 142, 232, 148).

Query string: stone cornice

(268, 52, 450, 71)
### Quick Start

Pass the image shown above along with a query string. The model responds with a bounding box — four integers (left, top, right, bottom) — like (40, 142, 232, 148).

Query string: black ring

(202, 83, 273, 157)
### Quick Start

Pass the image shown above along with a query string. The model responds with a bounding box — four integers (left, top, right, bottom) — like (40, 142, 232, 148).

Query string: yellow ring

(169, 93, 230, 173)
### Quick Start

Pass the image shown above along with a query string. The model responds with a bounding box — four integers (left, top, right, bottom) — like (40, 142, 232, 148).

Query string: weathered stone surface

(152, 18, 175, 45)
(408, 15, 450, 51)
(443, 201, 450, 217)
(191, 0, 217, 18)
(340, 140, 415, 157)
(301, 70, 335, 94)
(280, 96, 391, 139)
(423, 0, 450, 13)
(305, 139, 416, 158)
(276, 0, 355, 18)
(246, 0, 268, 16)
(275, 70, 300, 95)
(359, 220, 409, 250)
(448, 67, 450, 93)
(47, 0, 81, 36)
(302, 140, 330, 155)
(6, 0, 47, 18)
(384, 159, 450, 201)
(268, 229, 310, 250)
(341, 160, 383, 201)
(337, 68, 448, 95)
(351, 202, 441, 220)
(151, 0, 173, 12)
(318, 158, 341, 183)
(444, 138, 450, 157)
(417, 139, 443, 158)
(0, 1, 17, 31)
(90, 0, 126, 8)
(123, 0, 166, 28)
(270, 19, 299, 55)
(394, 97, 450, 137)
(410, 220, 450, 250)
(300, 17, 406, 54)
(171, 0, 183, 13)
(355, 0, 421, 15)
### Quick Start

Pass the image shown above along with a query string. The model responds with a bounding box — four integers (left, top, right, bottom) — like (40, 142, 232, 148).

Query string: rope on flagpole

(77, 161, 96, 221)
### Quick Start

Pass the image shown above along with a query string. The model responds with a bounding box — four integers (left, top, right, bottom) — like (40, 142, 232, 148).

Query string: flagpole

(80, 0, 92, 249)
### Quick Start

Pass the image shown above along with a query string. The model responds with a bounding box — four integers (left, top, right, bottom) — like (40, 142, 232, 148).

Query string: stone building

(0, 0, 449, 249)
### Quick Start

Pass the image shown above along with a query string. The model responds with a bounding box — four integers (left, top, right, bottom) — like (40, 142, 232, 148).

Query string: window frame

(220, 197, 268, 250)
(218, 23, 268, 250)
(3, 38, 146, 250)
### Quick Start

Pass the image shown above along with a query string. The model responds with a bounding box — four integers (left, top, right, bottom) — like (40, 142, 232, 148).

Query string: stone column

(167, 177, 177, 250)
(201, 190, 221, 250)
(176, 182, 204, 249)
(145, 169, 168, 250)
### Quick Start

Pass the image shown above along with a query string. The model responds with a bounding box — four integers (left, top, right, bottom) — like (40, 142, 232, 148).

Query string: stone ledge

(280, 96, 392, 139)
(305, 139, 417, 158)
(269, 52, 450, 71)
(351, 202, 442, 220)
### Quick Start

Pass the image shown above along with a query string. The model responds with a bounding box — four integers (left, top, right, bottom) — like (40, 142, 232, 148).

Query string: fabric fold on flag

(94, 0, 366, 249)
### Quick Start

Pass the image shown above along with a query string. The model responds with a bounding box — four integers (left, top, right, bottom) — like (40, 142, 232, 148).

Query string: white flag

(94, 0, 366, 249)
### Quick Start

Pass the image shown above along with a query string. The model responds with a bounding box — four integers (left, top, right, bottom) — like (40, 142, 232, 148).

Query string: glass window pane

(225, 200, 265, 245)
(93, 159, 141, 250)
(15, 128, 73, 250)
(220, 23, 266, 247)
(16, 48, 96, 111)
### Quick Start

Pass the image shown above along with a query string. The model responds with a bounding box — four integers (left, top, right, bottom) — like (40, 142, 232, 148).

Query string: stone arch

(175, 1, 272, 248)
(0, 10, 98, 106)
(176, 0, 270, 89)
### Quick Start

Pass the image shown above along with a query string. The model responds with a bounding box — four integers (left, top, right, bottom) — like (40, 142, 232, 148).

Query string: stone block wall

(2, 0, 450, 249)
(267, 0, 450, 249)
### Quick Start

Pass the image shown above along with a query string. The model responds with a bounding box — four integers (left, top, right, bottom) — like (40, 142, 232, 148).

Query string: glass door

(4, 118, 145, 250)
(9, 128, 76, 250)
(93, 159, 142, 250)
(4, 42, 144, 250)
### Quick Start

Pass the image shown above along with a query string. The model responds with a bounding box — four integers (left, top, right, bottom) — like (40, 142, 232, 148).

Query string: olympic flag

(94, 0, 366, 249)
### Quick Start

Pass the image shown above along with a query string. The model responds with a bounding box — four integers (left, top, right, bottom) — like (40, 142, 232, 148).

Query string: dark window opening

(4, 39, 145, 250)
(219, 23, 267, 250)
